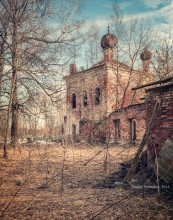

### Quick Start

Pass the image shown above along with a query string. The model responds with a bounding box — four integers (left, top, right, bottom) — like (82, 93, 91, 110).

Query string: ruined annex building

(63, 28, 153, 144)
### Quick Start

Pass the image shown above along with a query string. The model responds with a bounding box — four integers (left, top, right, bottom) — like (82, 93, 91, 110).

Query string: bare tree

(152, 37, 173, 79)
(85, 23, 102, 67)
(0, 8, 9, 101)
(0, 0, 84, 157)
(111, 2, 156, 108)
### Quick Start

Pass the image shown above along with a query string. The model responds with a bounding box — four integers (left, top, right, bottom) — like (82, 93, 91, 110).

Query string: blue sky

(82, 0, 173, 38)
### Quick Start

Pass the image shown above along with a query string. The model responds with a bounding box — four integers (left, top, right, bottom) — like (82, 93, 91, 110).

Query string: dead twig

(83, 191, 136, 220)
(0, 177, 28, 219)
(83, 146, 108, 166)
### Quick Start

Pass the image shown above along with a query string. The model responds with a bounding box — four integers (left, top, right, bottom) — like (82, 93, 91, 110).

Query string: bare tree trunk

(0, 0, 83, 156)
(115, 45, 119, 110)
(11, 87, 18, 148)
(0, 32, 6, 102)
(120, 70, 132, 108)
(3, 68, 18, 157)
(10, 4, 19, 148)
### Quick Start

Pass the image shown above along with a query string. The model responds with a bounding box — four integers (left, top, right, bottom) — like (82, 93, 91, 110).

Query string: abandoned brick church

(63, 28, 173, 149)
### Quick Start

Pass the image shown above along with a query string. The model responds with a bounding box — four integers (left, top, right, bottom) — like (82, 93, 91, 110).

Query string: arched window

(72, 93, 76, 108)
(132, 120, 136, 141)
(95, 87, 101, 105)
(79, 120, 86, 134)
(129, 119, 137, 145)
(83, 91, 88, 107)
(113, 119, 120, 139)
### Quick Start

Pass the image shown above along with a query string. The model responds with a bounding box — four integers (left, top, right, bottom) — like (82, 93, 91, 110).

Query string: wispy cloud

(81, 18, 108, 36)
(161, 2, 173, 23)
(120, 2, 173, 26)
(84, 0, 173, 41)
(95, 18, 109, 28)
(143, 0, 165, 9)
(121, 11, 157, 21)
(108, 1, 173, 41)
(84, 18, 108, 28)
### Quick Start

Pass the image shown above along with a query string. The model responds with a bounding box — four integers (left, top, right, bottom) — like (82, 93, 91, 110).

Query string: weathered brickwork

(107, 104, 146, 144)
(63, 30, 153, 143)
(146, 84, 173, 160)
(63, 60, 148, 141)
(76, 103, 146, 144)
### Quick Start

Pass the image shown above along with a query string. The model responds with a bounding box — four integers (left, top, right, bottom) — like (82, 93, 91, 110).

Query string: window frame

(72, 93, 76, 108)
(83, 91, 88, 107)
(95, 87, 101, 105)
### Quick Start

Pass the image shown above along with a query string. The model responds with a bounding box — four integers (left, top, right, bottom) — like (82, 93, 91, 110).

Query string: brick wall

(107, 103, 146, 144)
(146, 85, 173, 160)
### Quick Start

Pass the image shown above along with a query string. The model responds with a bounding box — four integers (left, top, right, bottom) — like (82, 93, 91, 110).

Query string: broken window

(113, 119, 120, 139)
(95, 87, 101, 105)
(72, 93, 76, 108)
(72, 124, 76, 139)
(79, 120, 86, 134)
(83, 91, 88, 107)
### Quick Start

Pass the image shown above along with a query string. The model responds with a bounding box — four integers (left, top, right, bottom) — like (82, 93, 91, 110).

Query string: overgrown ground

(0, 143, 173, 219)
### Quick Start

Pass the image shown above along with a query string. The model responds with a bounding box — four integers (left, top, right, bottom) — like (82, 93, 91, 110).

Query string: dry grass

(0, 143, 172, 219)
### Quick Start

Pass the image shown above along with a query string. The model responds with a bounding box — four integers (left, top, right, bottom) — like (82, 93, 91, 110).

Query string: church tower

(140, 47, 152, 82)
(101, 26, 118, 64)
(63, 28, 143, 141)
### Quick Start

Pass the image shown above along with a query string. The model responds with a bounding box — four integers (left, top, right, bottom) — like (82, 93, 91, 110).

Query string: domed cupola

(101, 27, 118, 64)
(140, 47, 152, 74)
(140, 48, 152, 61)
(101, 27, 118, 50)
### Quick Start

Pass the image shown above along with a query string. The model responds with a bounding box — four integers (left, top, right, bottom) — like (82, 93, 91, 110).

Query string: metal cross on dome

(108, 25, 110, 33)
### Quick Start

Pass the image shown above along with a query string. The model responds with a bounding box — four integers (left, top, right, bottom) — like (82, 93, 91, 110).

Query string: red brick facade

(106, 103, 146, 144)
(146, 84, 173, 160)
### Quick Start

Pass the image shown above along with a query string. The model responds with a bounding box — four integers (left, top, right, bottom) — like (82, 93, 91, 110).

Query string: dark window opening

(79, 120, 86, 134)
(61, 124, 64, 134)
(133, 120, 137, 140)
(83, 91, 88, 107)
(64, 116, 67, 123)
(129, 119, 137, 145)
(95, 87, 101, 105)
(72, 93, 76, 108)
(113, 119, 120, 139)
(72, 124, 76, 139)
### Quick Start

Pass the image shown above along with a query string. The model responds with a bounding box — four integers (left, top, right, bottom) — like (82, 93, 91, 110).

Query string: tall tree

(0, 0, 83, 157)
(152, 37, 173, 79)
(86, 24, 102, 67)
(110, 2, 156, 108)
